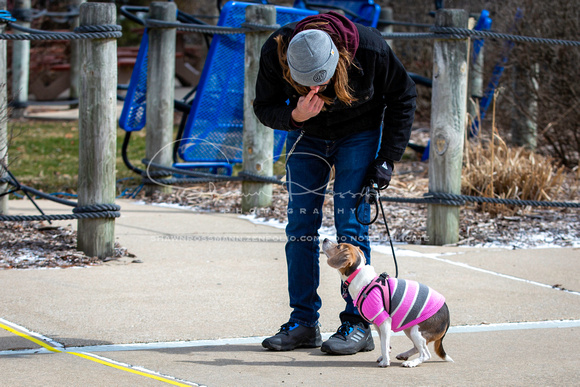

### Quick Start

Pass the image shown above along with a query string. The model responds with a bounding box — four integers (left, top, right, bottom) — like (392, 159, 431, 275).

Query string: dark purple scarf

(292, 11, 360, 59)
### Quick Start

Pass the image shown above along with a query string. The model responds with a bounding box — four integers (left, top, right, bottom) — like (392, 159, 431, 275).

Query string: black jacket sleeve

(376, 45, 417, 162)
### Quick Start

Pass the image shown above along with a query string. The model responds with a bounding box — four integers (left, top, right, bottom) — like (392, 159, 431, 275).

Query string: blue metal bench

(119, 2, 317, 176)
(293, 0, 381, 27)
(177, 2, 317, 170)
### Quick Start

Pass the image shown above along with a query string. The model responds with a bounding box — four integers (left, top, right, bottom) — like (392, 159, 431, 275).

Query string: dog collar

(341, 267, 362, 300)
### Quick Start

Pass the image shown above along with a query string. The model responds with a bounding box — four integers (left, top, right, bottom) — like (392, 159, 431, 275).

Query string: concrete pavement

(1, 198, 579, 386)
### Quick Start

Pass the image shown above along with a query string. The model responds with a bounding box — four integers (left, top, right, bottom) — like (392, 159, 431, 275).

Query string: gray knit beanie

(287, 29, 339, 87)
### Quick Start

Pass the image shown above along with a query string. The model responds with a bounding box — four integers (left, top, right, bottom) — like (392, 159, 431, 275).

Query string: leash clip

(364, 181, 379, 205)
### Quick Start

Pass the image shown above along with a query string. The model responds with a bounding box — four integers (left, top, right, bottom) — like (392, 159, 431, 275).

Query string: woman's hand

(291, 87, 325, 123)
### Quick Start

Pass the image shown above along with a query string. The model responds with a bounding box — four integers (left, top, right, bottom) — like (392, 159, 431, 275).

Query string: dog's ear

(327, 244, 362, 270)
(343, 246, 363, 277)
(326, 248, 352, 269)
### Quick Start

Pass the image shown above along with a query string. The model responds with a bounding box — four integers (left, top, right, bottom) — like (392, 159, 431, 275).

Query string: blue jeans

(284, 128, 380, 327)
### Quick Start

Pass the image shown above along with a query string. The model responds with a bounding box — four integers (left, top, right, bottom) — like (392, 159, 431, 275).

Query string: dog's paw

(396, 354, 409, 361)
(377, 356, 390, 367)
(402, 359, 420, 368)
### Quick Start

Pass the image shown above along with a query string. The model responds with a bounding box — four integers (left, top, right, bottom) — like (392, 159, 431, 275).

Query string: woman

(253, 11, 417, 354)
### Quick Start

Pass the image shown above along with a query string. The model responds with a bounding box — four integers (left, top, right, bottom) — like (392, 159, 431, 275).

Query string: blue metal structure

(293, 0, 381, 27)
(118, 30, 149, 132)
(177, 2, 317, 167)
(119, 2, 390, 175)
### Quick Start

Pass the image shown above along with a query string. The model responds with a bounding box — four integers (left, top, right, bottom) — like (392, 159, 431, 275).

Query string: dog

(322, 238, 453, 367)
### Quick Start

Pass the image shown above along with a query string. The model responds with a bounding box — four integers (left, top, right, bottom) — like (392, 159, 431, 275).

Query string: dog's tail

(434, 303, 454, 362)
(434, 338, 454, 362)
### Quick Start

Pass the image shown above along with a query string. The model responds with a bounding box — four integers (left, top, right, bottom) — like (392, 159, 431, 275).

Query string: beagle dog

(322, 238, 453, 367)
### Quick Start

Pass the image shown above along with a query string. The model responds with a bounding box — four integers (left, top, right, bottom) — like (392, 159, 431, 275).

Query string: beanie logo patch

(313, 70, 327, 84)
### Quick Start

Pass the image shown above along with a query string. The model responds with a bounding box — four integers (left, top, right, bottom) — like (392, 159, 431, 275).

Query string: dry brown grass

(463, 135, 567, 200)
(462, 93, 574, 214)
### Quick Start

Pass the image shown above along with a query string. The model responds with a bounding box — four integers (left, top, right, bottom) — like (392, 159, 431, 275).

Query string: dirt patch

(0, 221, 135, 270)
(143, 166, 579, 249)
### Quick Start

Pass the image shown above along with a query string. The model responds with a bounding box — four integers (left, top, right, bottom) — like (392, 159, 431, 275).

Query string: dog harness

(348, 272, 445, 332)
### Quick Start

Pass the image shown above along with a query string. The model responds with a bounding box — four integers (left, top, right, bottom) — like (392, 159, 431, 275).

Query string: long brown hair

(275, 21, 358, 107)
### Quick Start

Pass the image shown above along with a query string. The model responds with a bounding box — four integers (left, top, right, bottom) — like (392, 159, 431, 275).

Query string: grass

(462, 92, 578, 214)
(5, 120, 148, 195)
(462, 133, 569, 213)
(4, 119, 288, 197)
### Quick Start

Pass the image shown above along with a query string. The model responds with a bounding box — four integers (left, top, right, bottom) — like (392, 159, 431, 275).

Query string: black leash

(284, 132, 398, 277)
(355, 183, 398, 278)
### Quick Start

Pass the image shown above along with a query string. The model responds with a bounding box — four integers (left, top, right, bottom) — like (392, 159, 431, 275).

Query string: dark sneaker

(321, 321, 374, 355)
(262, 322, 322, 351)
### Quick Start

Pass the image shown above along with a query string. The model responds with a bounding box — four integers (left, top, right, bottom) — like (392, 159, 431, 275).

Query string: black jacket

(253, 21, 417, 162)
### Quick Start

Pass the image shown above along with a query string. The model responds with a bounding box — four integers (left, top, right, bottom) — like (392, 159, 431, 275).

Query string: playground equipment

(120, 2, 317, 177)
(293, 0, 380, 27)
(119, 1, 394, 179)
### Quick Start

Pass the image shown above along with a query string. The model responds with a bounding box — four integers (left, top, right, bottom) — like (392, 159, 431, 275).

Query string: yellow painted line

(67, 352, 192, 386)
(0, 322, 194, 387)
(0, 322, 61, 353)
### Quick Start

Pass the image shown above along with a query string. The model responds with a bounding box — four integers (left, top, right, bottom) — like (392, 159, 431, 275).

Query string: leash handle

(355, 183, 379, 226)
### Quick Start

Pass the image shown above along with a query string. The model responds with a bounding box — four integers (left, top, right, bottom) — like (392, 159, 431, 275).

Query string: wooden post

(69, 0, 86, 106)
(145, 1, 176, 195)
(241, 4, 276, 213)
(0, 0, 7, 214)
(511, 63, 538, 150)
(468, 16, 484, 134)
(427, 9, 469, 246)
(11, 0, 30, 118)
(380, 7, 394, 50)
(77, 2, 117, 258)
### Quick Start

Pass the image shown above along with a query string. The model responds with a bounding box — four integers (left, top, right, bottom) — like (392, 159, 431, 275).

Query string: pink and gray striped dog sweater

(353, 274, 445, 332)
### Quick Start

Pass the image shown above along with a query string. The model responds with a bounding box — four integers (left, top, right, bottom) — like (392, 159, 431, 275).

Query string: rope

(0, 195, 121, 221)
(0, 177, 121, 222)
(427, 192, 580, 208)
(141, 159, 284, 185)
(431, 26, 580, 46)
(142, 159, 245, 182)
(144, 18, 254, 34)
(238, 171, 284, 185)
(135, 161, 578, 208)
(0, 210, 120, 222)
(380, 192, 580, 208)
(381, 31, 442, 40)
(0, 22, 122, 40)
(11, 8, 79, 23)
(143, 17, 580, 46)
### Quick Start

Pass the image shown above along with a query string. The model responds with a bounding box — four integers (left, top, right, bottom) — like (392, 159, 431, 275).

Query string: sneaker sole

(262, 338, 322, 351)
(320, 341, 375, 355)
